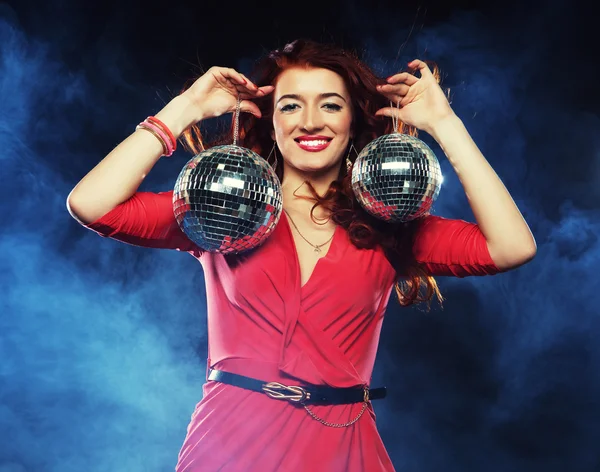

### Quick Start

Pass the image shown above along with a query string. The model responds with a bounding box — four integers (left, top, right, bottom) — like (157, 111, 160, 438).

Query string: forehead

(274, 67, 348, 98)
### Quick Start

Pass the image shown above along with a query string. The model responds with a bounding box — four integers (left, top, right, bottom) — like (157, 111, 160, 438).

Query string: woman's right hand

(182, 66, 274, 121)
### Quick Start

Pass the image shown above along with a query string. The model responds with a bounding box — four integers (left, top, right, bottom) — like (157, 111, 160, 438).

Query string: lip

(295, 140, 332, 152)
(294, 135, 333, 141)
(294, 135, 333, 152)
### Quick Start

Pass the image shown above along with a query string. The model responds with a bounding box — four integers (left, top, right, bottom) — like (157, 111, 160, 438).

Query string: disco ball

(351, 133, 443, 223)
(173, 145, 283, 254)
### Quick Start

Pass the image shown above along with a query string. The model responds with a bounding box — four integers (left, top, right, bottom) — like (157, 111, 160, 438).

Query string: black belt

(207, 368, 387, 405)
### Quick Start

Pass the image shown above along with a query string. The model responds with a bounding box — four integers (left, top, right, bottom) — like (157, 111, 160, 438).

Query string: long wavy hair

(182, 39, 444, 310)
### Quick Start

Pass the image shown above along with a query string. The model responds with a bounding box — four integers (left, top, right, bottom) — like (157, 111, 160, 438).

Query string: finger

(235, 85, 273, 100)
(239, 73, 259, 91)
(256, 85, 274, 95)
(385, 72, 418, 86)
(247, 85, 274, 97)
(374, 107, 402, 118)
(408, 59, 434, 79)
(236, 74, 275, 98)
(377, 83, 410, 96)
(239, 100, 263, 118)
(217, 67, 248, 86)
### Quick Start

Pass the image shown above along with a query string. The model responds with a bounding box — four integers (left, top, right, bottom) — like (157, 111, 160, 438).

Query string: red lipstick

(294, 135, 333, 152)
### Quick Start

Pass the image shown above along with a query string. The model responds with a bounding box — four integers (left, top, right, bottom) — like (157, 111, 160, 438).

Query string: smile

(295, 139, 332, 152)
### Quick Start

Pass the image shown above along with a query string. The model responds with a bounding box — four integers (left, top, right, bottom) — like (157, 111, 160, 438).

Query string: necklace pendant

(314, 246, 321, 253)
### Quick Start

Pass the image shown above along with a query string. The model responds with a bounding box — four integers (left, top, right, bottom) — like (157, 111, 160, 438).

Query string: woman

(67, 39, 536, 471)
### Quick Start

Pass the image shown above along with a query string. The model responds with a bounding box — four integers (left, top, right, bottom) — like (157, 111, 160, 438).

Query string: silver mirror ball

(173, 145, 283, 254)
(173, 134, 442, 254)
(351, 133, 443, 223)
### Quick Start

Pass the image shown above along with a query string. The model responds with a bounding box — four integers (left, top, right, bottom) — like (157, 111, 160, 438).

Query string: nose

(301, 106, 325, 132)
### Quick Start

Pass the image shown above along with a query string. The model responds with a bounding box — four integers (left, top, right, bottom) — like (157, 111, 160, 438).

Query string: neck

(280, 162, 342, 218)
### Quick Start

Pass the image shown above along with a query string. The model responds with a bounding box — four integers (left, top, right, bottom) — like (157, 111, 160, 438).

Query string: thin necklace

(283, 209, 335, 254)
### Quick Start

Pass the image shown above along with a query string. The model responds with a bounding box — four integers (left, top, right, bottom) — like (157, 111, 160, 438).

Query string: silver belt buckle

(262, 381, 311, 404)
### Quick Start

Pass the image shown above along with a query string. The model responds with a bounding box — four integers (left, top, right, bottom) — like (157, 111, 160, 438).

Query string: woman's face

(271, 67, 353, 174)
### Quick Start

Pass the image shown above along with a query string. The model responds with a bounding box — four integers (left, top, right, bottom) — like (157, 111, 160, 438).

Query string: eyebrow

(276, 92, 347, 104)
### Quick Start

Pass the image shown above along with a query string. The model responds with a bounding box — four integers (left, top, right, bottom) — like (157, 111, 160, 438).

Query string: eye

(279, 103, 343, 113)
(280, 103, 299, 112)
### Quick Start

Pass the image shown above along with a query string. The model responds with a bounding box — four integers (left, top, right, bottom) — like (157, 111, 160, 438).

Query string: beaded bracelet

(136, 116, 177, 157)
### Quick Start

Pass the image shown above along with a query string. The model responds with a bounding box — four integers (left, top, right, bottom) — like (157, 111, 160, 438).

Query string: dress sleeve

(84, 190, 200, 254)
(412, 214, 502, 277)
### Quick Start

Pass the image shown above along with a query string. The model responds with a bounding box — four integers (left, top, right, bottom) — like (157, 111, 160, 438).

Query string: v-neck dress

(84, 190, 501, 472)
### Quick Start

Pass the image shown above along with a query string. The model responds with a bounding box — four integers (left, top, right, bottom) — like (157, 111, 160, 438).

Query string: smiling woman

(67, 38, 534, 472)
(271, 68, 353, 182)
(183, 40, 463, 307)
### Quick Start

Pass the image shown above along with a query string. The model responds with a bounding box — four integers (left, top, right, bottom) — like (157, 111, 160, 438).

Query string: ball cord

(390, 100, 401, 134)
(233, 94, 241, 146)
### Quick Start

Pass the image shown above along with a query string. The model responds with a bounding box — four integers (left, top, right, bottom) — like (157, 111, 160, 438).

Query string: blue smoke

(1, 1, 599, 471)
(362, 5, 600, 472)
(0, 10, 207, 472)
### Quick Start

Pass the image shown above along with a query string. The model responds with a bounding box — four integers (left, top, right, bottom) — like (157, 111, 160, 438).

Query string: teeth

(298, 140, 329, 146)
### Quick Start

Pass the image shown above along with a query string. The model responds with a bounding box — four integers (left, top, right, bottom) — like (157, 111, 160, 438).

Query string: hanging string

(390, 99, 401, 134)
(233, 94, 241, 146)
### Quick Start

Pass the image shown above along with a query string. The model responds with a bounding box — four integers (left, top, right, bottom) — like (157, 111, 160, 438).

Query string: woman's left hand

(375, 59, 455, 136)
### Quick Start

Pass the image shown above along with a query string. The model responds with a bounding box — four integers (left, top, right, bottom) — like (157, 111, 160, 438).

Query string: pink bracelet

(147, 116, 177, 152)
(137, 120, 175, 157)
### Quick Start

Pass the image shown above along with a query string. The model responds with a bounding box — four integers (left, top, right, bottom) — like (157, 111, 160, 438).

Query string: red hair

(182, 39, 444, 309)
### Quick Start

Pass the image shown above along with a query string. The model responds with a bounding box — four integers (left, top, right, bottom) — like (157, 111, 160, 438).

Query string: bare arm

(66, 66, 273, 225)
(66, 95, 202, 224)
(377, 60, 536, 272)
(430, 115, 537, 270)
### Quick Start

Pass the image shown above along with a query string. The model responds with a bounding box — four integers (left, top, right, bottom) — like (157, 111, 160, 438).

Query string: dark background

(1, 0, 599, 470)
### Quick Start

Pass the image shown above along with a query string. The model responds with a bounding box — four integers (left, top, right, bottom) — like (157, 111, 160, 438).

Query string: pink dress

(85, 190, 501, 471)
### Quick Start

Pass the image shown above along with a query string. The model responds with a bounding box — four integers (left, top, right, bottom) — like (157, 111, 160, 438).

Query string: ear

(270, 129, 275, 141)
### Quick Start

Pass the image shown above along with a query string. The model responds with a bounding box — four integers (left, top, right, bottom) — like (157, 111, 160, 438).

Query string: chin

(294, 161, 341, 175)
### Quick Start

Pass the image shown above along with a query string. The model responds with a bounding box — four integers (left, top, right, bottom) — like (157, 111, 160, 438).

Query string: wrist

(154, 94, 206, 138)
(428, 112, 462, 142)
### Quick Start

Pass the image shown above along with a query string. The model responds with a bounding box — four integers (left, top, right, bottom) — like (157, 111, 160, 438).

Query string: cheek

(336, 113, 353, 134)
(272, 116, 290, 138)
